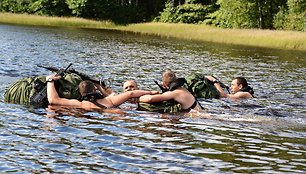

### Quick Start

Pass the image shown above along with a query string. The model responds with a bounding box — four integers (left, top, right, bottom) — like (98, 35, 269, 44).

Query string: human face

(230, 79, 242, 94)
(123, 81, 138, 92)
(162, 80, 170, 89)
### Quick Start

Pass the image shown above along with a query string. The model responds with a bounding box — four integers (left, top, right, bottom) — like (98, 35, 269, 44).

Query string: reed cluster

(116, 23, 306, 51)
(1, 13, 305, 51)
(0, 13, 115, 29)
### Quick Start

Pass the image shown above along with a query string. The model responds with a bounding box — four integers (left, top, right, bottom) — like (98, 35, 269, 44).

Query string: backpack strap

(240, 86, 255, 97)
(169, 78, 186, 91)
(81, 92, 106, 109)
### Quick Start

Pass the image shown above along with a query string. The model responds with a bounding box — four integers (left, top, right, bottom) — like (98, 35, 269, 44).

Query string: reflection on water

(0, 24, 305, 173)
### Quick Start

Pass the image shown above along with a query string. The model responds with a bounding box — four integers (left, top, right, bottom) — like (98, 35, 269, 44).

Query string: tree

(29, 0, 70, 16)
(0, 0, 30, 13)
(208, 0, 289, 29)
(253, 0, 287, 29)
(208, 0, 257, 28)
(155, 0, 216, 24)
(285, 0, 305, 31)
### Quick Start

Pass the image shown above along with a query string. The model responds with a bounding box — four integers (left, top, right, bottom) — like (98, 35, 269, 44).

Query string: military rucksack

(137, 101, 183, 113)
(184, 73, 220, 99)
(4, 76, 45, 106)
(4, 73, 83, 107)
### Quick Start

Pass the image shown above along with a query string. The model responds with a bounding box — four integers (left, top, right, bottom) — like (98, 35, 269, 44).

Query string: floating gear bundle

(4, 73, 83, 107)
(184, 73, 220, 99)
(137, 101, 183, 113)
(4, 63, 109, 107)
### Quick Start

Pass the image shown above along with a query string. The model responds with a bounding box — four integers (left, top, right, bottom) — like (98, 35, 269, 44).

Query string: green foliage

(273, 7, 288, 30)
(65, 0, 148, 23)
(0, 0, 162, 24)
(29, 0, 70, 16)
(273, 0, 305, 31)
(285, 0, 305, 31)
(154, 1, 176, 22)
(0, 0, 31, 13)
(0, 0, 303, 31)
(0, 0, 70, 16)
(65, 0, 87, 16)
(155, 0, 212, 24)
(176, 3, 210, 23)
(207, 0, 257, 29)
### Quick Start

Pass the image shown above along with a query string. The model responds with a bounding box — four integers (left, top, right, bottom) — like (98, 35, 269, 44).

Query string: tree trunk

(257, 0, 264, 29)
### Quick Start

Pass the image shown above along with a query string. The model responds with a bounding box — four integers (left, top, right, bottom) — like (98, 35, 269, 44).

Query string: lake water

(0, 24, 305, 173)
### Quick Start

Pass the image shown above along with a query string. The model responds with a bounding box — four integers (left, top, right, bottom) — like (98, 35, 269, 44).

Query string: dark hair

(234, 77, 248, 88)
(78, 80, 96, 97)
(235, 77, 255, 95)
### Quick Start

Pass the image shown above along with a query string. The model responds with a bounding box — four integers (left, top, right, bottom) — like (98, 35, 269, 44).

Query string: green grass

(0, 13, 116, 29)
(116, 23, 306, 51)
(1, 13, 305, 51)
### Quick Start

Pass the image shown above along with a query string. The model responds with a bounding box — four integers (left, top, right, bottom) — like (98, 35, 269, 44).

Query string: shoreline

(1, 13, 305, 51)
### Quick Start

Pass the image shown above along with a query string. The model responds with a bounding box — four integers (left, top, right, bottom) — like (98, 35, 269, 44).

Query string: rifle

(37, 64, 107, 88)
(154, 80, 167, 93)
(30, 63, 73, 107)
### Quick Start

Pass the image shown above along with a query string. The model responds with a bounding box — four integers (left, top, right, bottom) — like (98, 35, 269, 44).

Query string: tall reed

(116, 23, 306, 51)
(1, 13, 305, 51)
(0, 13, 115, 29)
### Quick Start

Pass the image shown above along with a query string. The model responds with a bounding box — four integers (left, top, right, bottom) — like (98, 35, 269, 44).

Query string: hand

(46, 74, 62, 82)
(139, 95, 152, 102)
(96, 84, 116, 97)
(150, 90, 159, 95)
(205, 76, 216, 82)
(104, 87, 116, 96)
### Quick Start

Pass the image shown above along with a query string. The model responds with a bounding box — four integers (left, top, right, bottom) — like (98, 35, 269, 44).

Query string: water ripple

(0, 24, 305, 173)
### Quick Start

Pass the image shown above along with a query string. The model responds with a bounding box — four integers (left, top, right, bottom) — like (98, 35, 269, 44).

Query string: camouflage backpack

(4, 73, 83, 106)
(137, 101, 183, 113)
(4, 76, 46, 106)
(184, 73, 220, 99)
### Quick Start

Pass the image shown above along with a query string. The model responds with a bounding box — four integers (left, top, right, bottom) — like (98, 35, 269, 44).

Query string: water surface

(0, 24, 305, 173)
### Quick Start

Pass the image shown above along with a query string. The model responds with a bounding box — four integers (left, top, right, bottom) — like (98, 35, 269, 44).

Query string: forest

(0, 0, 304, 31)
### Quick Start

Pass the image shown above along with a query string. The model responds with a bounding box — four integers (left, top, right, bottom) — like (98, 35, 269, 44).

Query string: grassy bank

(1, 13, 305, 51)
(0, 13, 116, 29)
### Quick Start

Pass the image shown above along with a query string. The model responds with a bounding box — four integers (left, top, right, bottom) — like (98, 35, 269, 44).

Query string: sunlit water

(0, 24, 305, 173)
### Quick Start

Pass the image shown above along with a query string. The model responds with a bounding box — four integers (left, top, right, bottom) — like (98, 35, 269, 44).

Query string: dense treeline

(0, 0, 304, 31)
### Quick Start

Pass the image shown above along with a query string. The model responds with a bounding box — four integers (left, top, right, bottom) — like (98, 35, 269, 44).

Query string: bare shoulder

(174, 88, 191, 95)
(231, 92, 253, 99)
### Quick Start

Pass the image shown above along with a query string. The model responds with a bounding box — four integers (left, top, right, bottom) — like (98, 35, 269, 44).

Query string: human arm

(46, 75, 86, 107)
(139, 91, 174, 103)
(205, 76, 228, 98)
(106, 90, 159, 107)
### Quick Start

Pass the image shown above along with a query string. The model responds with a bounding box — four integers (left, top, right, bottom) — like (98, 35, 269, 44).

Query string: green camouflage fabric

(4, 73, 82, 106)
(137, 101, 183, 113)
(4, 76, 46, 105)
(184, 73, 220, 99)
(55, 73, 83, 100)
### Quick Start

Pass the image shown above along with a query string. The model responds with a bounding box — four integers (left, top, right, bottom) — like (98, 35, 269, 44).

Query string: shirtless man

(123, 79, 139, 92)
(139, 70, 202, 112)
(122, 79, 140, 104)
(206, 76, 254, 99)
